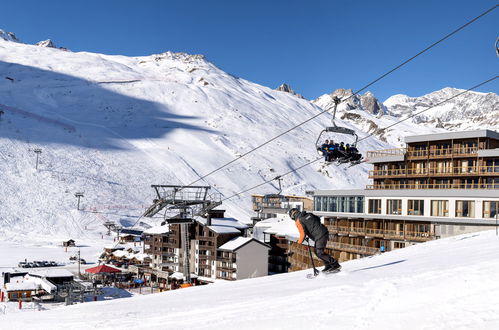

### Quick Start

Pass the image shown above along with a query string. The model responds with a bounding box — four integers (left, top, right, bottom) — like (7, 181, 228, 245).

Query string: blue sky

(1, 0, 497, 101)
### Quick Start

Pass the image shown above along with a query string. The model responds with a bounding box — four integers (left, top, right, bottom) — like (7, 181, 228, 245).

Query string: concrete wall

(235, 242, 269, 280)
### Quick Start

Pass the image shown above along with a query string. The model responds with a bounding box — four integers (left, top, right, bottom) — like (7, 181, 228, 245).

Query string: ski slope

(2, 230, 499, 329)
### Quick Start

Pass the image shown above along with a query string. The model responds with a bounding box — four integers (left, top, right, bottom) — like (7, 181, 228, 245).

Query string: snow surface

(218, 236, 253, 251)
(2, 230, 499, 329)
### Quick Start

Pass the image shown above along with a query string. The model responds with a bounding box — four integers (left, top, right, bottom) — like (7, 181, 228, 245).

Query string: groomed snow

(2, 230, 499, 329)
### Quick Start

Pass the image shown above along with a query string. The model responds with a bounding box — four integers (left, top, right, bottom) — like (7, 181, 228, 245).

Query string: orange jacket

(295, 220, 306, 244)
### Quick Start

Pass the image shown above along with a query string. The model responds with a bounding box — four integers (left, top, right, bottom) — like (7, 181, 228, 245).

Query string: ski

(306, 268, 341, 279)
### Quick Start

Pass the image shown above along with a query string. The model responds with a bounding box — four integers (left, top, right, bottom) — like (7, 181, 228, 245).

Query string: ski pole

(306, 238, 319, 276)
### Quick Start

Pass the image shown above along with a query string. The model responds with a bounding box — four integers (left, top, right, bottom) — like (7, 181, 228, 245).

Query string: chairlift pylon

(315, 96, 363, 166)
(263, 176, 284, 200)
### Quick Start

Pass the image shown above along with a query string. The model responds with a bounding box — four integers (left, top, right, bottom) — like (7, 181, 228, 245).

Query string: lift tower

(142, 185, 221, 283)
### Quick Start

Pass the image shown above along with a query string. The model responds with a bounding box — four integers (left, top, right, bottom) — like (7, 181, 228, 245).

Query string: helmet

(288, 208, 300, 220)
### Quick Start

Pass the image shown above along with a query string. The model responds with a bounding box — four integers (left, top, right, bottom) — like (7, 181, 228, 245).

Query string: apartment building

(312, 130, 499, 262)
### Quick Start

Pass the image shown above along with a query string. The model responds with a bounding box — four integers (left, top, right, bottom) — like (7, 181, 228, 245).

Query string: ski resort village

(0, 2, 498, 329)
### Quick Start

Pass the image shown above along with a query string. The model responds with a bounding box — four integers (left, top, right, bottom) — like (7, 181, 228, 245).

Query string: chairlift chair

(315, 96, 363, 166)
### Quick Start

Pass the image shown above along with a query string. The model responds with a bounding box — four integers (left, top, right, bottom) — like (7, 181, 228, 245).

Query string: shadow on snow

(0, 61, 215, 150)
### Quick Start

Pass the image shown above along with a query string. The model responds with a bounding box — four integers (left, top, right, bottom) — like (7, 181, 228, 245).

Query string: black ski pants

(314, 233, 336, 267)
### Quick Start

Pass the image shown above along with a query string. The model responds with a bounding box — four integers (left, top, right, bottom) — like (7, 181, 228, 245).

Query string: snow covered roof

(29, 269, 74, 278)
(207, 226, 242, 234)
(104, 244, 126, 250)
(5, 281, 39, 291)
(132, 253, 150, 261)
(197, 217, 248, 229)
(113, 250, 128, 258)
(144, 224, 170, 235)
(253, 217, 299, 241)
(170, 272, 198, 280)
(218, 237, 270, 251)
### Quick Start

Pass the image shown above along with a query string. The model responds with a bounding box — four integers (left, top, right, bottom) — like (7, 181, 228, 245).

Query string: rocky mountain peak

(276, 83, 304, 99)
(0, 29, 20, 42)
(36, 39, 57, 48)
(314, 88, 385, 115)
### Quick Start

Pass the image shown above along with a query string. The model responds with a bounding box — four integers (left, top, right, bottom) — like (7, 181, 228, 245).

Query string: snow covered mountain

(0, 29, 492, 242)
(0, 31, 409, 241)
(0, 29, 20, 42)
(312, 89, 439, 146)
(384, 88, 499, 131)
(3, 230, 499, 329)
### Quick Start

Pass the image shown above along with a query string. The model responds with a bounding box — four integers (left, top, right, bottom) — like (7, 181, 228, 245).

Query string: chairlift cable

(221, 75, 498, 202)
(184, 5, 497, 188)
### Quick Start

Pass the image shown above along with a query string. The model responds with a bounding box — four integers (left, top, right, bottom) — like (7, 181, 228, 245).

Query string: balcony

(368, 166, 499, 179)
(327, 226, 434, 242)
(327, 242, 379, 255)
(367, 148, 406, 159)
(198, 243, 215, 249)
(366, 182, 498, 190)
(367, 146, 484, 161)
(218, 265, 236, 272)
(218, 255, 236, 262)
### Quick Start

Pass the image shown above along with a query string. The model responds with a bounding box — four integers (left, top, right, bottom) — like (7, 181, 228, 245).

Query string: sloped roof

(219, 237, 270, 251)
(5, 281, 39, 291)
(85, 264, 121, 274)
(196, 217, 248, 229)
(144, 224, 170, 235)
(207, 226, 242, 234)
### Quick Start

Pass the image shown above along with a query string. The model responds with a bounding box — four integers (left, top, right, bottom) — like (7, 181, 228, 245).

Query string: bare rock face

(360, 91, 383, 115)
(0, 29, 20, 42)
(36, 39, 57, 48)
(276, 83, 304, 99)
(314, 89, 385, 115)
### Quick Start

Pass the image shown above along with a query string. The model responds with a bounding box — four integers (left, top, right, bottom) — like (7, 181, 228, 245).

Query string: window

(393, 242, 406, 249)
(356, 197, 364, 213)
(328, 196, 337, 212)
(387, 199, 402, 215)
(408, 200, 424, 216)
(483, 201, 498, 219)
(314, 196, 364, 213)
(456, 200, 475, 218)
(431, 200, 449, 217)
(368, 199, 381, 214)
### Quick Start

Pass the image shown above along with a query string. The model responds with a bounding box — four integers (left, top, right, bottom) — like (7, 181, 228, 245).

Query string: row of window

(315, 196, 498, 219)
(370, 199, 497, 218)
(314, 196, 364, 213)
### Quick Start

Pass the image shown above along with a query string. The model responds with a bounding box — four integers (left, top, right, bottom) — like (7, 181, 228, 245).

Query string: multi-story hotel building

(310, 130, 499, 263)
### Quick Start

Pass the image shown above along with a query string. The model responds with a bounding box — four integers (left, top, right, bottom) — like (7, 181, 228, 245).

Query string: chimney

(206, 209, 225, 226)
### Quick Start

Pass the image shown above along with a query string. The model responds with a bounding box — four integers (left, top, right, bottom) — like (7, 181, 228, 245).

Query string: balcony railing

(369, 166, 499, 178)
(327, 242, 379, 255)
(366, 183, 498, 190)
(217, 256, 236, 263)
(367, 146, 484, 160)
(367, 148, 406, 159)
(327, 226, 433, 242)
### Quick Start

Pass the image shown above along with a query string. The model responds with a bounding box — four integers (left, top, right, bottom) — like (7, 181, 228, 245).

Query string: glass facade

(314, 196, 364, 213)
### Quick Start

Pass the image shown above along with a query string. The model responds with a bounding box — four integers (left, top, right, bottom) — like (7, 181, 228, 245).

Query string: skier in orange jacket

(289, 208, 341, 273)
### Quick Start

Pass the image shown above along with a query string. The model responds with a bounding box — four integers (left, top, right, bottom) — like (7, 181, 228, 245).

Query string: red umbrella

(85, 264, 122, 274)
